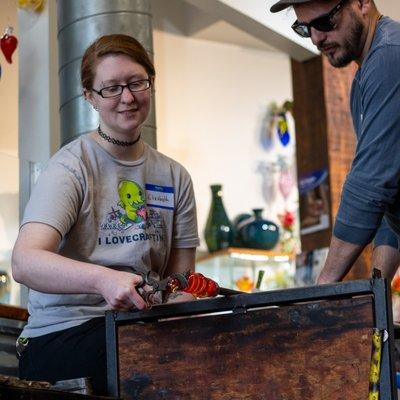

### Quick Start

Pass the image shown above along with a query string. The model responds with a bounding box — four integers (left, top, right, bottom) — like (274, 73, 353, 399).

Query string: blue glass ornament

(277, 113, 290, 146)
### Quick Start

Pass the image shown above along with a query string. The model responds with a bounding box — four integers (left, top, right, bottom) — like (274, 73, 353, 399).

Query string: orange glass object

(392, 275, 400, 294)
(183, 272, 219, 298)
(235, 276, 254, 292)
(168, 272, 219, 298)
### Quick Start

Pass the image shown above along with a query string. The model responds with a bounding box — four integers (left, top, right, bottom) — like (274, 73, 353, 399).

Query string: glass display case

(195, 247, 296, 292)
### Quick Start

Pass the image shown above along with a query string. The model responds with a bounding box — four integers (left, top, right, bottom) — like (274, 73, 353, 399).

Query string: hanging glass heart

(1, 27, 18, 64)
(276, 112, 290, 146)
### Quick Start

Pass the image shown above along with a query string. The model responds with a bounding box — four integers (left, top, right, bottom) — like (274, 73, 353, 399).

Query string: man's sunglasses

(291, 0, 347, 38)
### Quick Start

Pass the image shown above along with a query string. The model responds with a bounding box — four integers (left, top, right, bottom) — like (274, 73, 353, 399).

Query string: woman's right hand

(96, 269, 148, 311)
(12, 223, 156, 311)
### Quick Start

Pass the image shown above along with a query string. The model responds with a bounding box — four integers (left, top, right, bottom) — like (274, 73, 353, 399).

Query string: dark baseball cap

(270, 0, 312, 13)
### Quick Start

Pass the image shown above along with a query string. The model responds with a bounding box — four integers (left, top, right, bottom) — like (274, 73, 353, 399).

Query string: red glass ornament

(280, 210, 295, 230)
(205, 279, 218, 297)
(1, 27, 18, 64)
(183, 272, 220, 298)
(167, 272, 220, 298)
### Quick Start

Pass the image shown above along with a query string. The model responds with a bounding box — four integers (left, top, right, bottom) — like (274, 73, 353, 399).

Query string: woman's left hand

(164, 291, 196, 304)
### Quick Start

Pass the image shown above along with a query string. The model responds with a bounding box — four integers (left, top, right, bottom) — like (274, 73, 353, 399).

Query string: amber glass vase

(204, 184, 233, 252)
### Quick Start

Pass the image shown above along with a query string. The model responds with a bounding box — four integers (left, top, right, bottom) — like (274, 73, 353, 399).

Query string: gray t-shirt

(21, 134, 199, 337)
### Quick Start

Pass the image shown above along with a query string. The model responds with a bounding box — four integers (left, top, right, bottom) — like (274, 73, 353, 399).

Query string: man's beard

(326, 13, 364, 68)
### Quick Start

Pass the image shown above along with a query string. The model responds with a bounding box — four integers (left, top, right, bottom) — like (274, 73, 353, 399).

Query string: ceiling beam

(183, 0, 318, 61)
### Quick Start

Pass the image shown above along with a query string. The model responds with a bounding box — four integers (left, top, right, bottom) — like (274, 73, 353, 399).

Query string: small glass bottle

(204, 184, 233, 252)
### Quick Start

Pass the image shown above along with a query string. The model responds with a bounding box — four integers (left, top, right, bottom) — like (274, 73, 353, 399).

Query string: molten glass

(168, 272, 219, 298)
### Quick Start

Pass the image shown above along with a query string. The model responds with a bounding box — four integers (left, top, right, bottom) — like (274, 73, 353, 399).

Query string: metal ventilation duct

(57, 0, 156, 147)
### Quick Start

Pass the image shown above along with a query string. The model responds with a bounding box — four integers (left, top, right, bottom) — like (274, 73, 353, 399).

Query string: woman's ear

(83, 88, 97, 109)
(83, 88, 91, 100)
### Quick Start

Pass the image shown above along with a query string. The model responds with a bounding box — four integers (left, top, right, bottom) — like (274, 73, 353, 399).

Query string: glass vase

(204, 184, 233, 252)
(238, 208, 280, 250)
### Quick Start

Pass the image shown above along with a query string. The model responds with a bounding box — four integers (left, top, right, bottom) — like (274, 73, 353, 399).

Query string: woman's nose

(120, 86, 135, 103)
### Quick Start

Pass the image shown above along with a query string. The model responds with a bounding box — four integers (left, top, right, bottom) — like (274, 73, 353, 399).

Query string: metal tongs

(133, 267, 244, 308)
(134, 268, 188, 307)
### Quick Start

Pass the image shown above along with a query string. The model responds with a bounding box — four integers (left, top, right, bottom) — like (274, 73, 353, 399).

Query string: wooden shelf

(196, 247, 295, 263)
(0, 304, 28, 321)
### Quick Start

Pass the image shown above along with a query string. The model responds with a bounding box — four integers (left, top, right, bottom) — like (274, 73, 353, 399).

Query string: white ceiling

(151, 0, 278, 51)
(151, 0, 316, 59)
(187, 20, 279, 52)
(152, 0, 400, 58)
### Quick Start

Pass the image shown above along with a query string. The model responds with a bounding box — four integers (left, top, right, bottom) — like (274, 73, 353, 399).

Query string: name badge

(145, 184, 174, 210)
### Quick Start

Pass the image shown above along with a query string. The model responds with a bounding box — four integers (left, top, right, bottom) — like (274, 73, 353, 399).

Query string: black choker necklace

(97, 126, 141, 147)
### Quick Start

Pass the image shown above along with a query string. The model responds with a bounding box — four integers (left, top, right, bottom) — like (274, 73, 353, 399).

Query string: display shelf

(195, 247, 296, 292)
(196, 247, 294, 262)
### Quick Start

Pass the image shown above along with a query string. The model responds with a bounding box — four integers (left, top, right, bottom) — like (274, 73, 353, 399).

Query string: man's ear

(357, 0, 374, 16)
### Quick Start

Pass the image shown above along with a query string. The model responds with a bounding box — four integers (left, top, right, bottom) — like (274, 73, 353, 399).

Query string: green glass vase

(204, 184, 233, 252)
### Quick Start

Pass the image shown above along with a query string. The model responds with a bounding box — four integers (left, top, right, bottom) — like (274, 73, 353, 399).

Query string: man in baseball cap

(271, 0, 400, 284)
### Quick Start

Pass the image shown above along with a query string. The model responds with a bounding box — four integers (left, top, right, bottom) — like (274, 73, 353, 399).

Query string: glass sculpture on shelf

(0, 270, 10, 304)
(204, 184, 234, 252)
(195, 249, 295, 293)
(237, 209, 280, 250)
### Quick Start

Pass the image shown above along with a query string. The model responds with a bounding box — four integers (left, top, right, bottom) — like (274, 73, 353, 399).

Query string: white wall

(0, 0, 18, 159)
(153, 30, 294, 249)
(376, 0, 400, 21)
(0, 0, 19, 304)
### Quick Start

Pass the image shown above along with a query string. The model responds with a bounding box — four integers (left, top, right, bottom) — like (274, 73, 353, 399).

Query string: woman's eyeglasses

(92, 79, 151, 98)
(291, 0, 347, 38)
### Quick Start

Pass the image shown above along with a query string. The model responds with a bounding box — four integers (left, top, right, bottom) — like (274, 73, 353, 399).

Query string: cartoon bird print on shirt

(117, 180, 148, 225)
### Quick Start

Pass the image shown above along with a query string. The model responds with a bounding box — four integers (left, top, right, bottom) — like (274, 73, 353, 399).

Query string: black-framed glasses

(92, 79, 151, 98)
(291, 0, 347, 38)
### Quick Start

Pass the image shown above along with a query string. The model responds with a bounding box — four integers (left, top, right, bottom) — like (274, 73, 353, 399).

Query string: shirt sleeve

(373, 217, 399, 249)
(21, 154, 85, 238)
(172, 167, 200, 248)
(334, 45, 400, 245)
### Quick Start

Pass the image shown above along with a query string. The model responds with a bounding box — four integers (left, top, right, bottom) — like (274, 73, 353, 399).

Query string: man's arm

(317, 236, 364, 284)
(371, 218, 400, 281)
(372, 245, 400, 282)
(318, 238, 400, 285)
